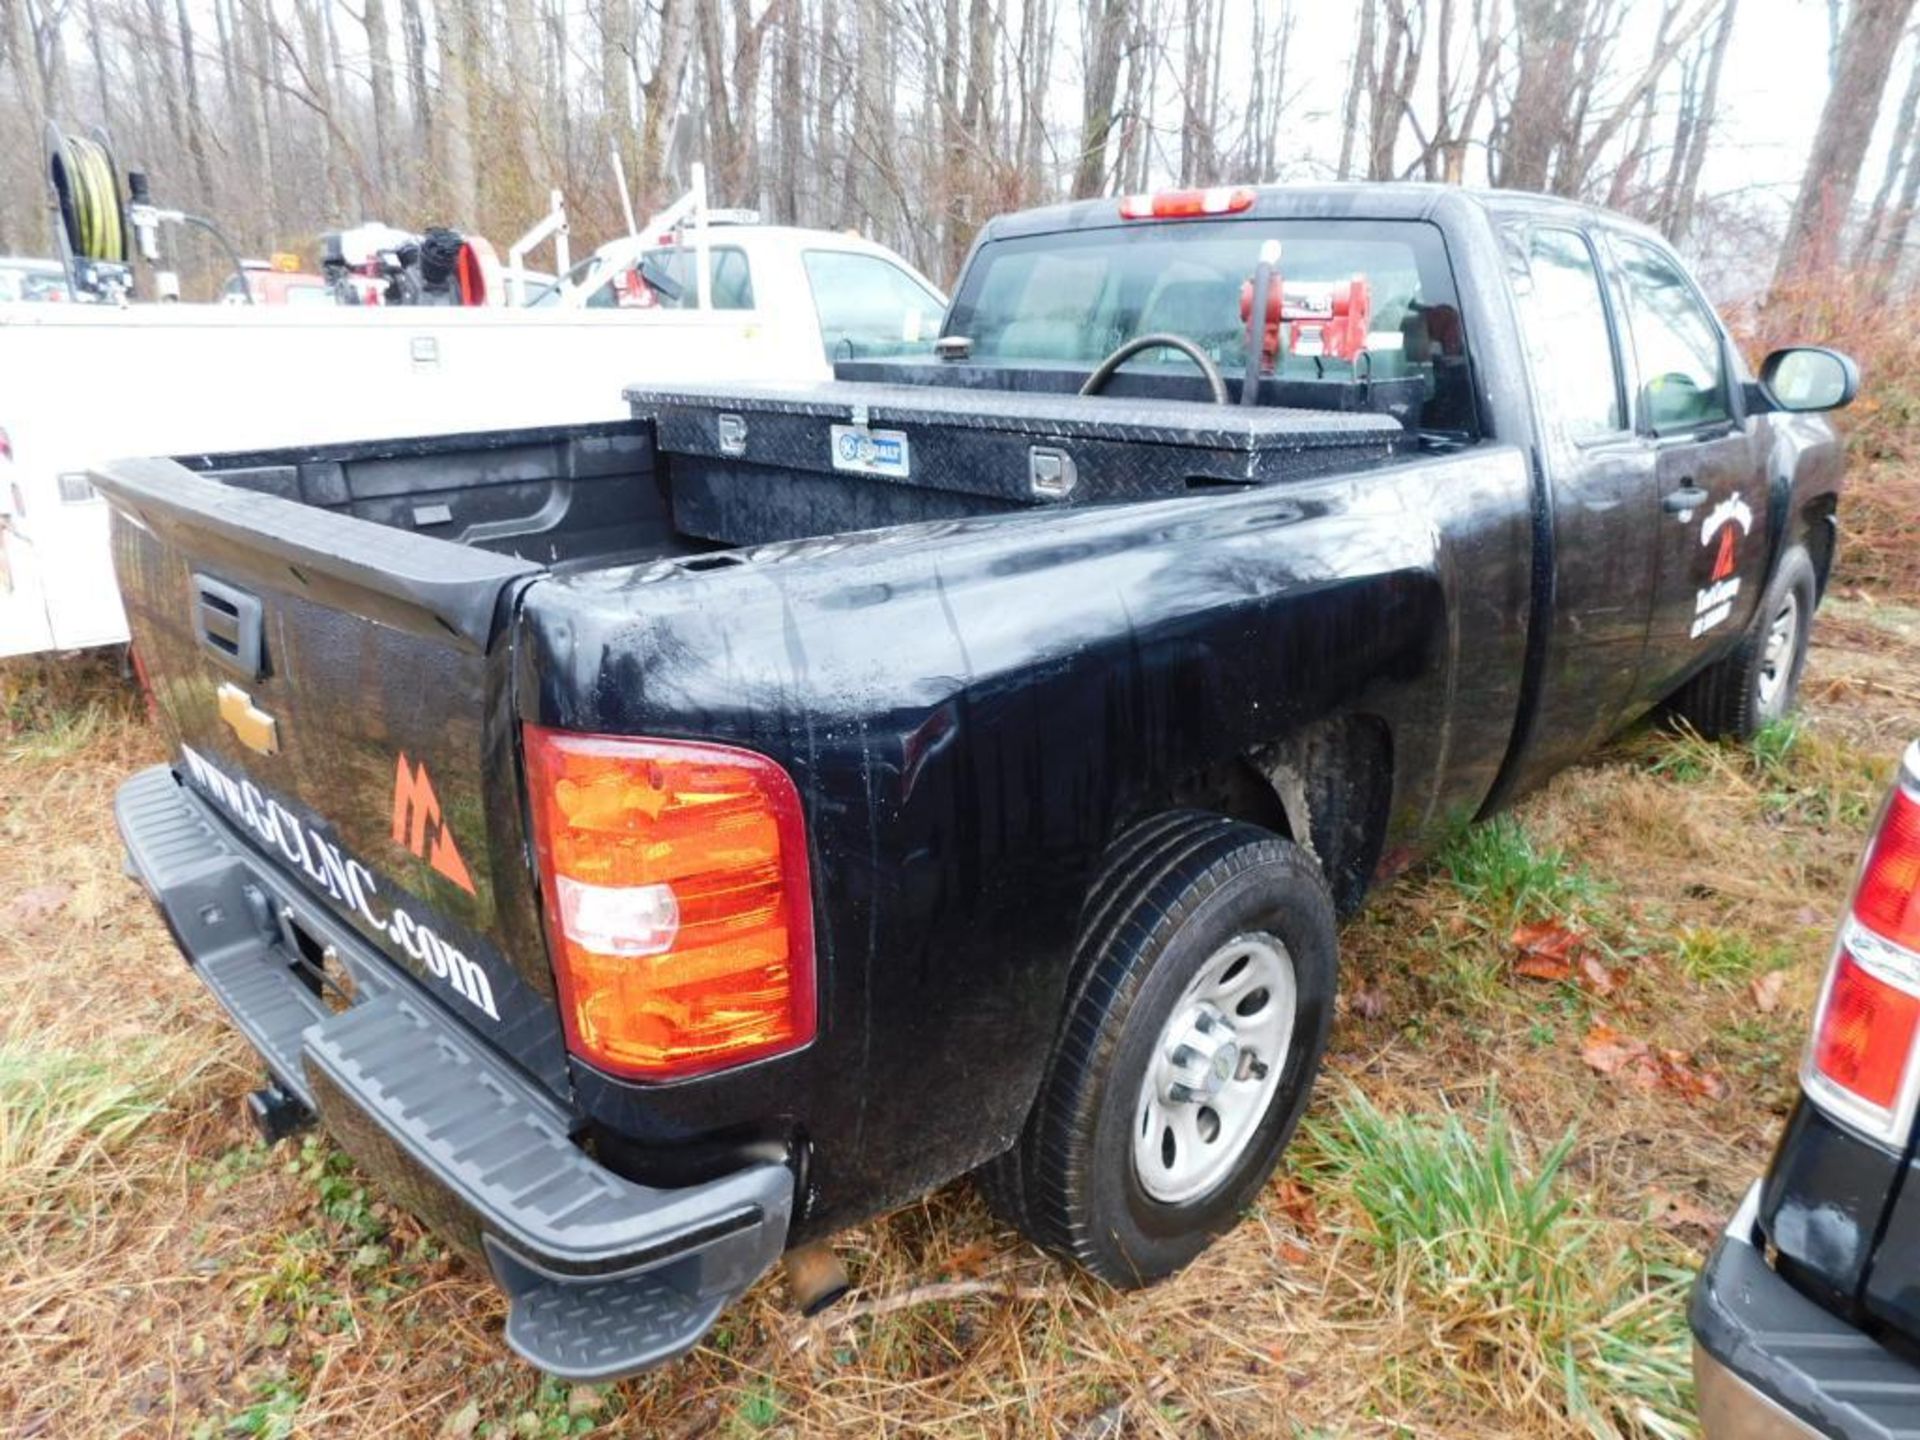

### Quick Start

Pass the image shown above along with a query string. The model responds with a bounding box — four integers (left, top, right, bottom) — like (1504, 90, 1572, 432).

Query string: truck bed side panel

(517, 445, 1534, 1232)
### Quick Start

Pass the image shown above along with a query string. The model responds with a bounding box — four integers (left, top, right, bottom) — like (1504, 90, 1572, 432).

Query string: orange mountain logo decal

(391, 754, 475, 894)
(1711, 523, 1738, 582)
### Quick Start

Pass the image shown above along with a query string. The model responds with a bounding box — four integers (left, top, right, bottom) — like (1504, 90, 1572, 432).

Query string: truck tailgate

(96, 455, 569, 1092)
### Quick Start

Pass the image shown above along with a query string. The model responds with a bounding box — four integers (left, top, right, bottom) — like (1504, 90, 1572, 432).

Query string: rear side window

(1613, 237, 1729, 433)
(585, 245, 755, 310)
(1512, 227, 1624, 441)
(802, 250, 945, 361)
(946, 218, 1475, 435)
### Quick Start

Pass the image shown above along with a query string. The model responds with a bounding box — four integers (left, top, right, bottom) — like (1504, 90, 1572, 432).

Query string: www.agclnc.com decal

(179, 744, 500, 1021)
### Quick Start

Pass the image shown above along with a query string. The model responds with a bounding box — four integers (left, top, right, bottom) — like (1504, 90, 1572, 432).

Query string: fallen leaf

(1580, 1023, 1726, 1102)
(440, 1401, 481, 1440)
(1275, 1239, 1311, 1267)
(942, 1239, 999, 1278)
(1511, 921, 1616, 993)
(1751, 970, 1788, 1014)
(1514, 951, 1575, 983)
(1650, 1189, 1722, 1234)
(1580, 1022, 1639, 1076)
(1271, 1177, 1320, 1236)
(1578, 952, 1619, 996)
(5, 882, 71, 928)
(1349, 986, 1388, 1020)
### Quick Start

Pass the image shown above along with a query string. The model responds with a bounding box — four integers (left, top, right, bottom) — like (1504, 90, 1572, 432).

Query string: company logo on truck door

(178, 744, 500, 1021)
(1690, 494, 1754, 639)
(391, 754, 475, 893)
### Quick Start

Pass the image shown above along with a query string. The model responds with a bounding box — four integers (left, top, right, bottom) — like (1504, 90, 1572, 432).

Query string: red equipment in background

(1238, 272, 1373, 369)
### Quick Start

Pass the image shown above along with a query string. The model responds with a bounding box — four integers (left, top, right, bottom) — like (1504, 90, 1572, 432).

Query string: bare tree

(1777, 0, 1920, 289)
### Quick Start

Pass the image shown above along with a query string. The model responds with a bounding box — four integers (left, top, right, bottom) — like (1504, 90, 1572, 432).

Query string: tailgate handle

(191, 573, 266, 679)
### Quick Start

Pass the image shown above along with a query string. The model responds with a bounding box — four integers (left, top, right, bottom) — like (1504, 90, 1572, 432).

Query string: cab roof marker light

(1119, 186, 1257, 220)
(1803, 741, 1920, 1145)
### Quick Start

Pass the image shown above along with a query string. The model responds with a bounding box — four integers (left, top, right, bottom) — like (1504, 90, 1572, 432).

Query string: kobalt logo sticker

(830, 423, 911, 479)
(178, 744, 500, 1021)
(1690, 494, 1753, 640)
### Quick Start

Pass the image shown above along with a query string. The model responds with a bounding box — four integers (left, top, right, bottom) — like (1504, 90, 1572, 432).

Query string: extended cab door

(1504, 222, 1660, 770)
(1604, 234, 1770, 701)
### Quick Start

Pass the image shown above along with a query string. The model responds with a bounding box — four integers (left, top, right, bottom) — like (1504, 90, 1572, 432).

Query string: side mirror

(1753, 346, 1858, 414)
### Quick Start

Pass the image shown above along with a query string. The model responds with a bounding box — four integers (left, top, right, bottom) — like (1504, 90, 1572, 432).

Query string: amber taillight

(1804, 742, 1920, 1143)
(522, 726, 816, 1081)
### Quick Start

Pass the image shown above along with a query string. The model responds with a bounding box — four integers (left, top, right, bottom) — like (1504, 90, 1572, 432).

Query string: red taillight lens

(523, 726, 816, 1081)
(1804, 743, 1920, 1142)
(1855, 783, 1920, 952)
(1119, 186, 1256, 220)
(1811, 943, 1920, 1112)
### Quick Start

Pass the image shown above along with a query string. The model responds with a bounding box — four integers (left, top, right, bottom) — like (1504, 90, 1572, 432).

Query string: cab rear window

(945, 218, 1474, 434)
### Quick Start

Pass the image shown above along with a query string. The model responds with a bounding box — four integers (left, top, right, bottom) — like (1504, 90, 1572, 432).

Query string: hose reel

(46, 123, 133, 299)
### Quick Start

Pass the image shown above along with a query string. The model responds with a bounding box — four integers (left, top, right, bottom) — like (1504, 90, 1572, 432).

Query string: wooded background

(1, 0, 1917, 295)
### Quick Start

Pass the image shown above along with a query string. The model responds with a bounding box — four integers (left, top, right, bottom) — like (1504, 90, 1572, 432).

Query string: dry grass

(1, 591, 1914, 1437)
(1748, 267, 1920, 598)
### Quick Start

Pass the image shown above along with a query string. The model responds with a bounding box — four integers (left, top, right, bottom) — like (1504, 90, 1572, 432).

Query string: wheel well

(1135, 716, 1394, 916)
(1245, 715, 1394, 915)
(1799, 499, 1838, 600)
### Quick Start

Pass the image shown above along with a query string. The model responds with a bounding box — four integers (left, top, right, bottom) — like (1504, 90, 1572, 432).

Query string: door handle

(1662, 484, 1709, 514)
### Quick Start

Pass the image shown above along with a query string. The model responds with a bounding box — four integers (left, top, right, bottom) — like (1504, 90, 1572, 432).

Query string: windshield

(945, 217, 1474, 434)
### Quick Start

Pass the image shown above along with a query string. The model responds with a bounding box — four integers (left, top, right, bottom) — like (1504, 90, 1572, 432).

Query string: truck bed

(169, 383, 1410, 576)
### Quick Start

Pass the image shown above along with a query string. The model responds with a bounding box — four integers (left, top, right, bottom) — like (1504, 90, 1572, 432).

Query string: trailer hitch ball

(246, 1079, 314, 1145)
(784, 1240, 851, 1317)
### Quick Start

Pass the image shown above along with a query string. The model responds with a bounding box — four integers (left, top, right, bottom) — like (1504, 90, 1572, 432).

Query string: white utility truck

(0, 209, 945, 658)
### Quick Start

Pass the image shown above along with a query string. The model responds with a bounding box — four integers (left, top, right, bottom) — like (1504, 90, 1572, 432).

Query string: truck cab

(524, 219, 947, 366)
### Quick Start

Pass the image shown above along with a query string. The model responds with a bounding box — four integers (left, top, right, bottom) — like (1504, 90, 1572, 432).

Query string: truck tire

(1671, 545, 1817, 741)
(982, 812, 1337, 1286)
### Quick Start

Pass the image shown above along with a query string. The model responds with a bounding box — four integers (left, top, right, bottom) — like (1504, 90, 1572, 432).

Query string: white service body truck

(0, 225, 946, 657)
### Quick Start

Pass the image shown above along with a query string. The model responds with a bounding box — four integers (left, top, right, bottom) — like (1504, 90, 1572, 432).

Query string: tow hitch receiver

(247, 1079, 314, 1144)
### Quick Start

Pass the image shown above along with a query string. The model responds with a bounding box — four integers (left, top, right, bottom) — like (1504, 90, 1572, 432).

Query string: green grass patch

(1437, 815, 1607, 928)
(1670, 927, 1788, 987)
(0, 1038, 164, 1208)
(1302, 1089, 1691, 1436)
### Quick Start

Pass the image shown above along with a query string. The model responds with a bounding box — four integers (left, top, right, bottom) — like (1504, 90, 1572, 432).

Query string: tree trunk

(774, 0, 802, 221)
(1776, 0, 1919, 289)
(243, 0, 278, 240)
(401, 0, 430, 151)
(433, 0, 479, 220)
(1337, 0, 1376, 180)
(1498, 0, 1579, 192)
(637, 0, 694, 205)
(363, 0, 399, 198)
(1072, 0, 1128, 198)
(173, 0, 218, 204)
(1858, 38, 1920, 264)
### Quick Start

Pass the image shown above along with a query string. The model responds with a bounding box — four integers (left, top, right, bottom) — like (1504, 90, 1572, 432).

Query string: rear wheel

(982, 812, 1336, 1286)
(1671, 545, 1817, 740)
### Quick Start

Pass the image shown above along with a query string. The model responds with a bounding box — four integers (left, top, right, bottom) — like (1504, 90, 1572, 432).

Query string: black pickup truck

(101, 185, 1856, 1380)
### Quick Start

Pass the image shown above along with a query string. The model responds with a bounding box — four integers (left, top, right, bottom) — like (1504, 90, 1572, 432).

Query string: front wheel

(981, 812, 1337, 1286)
(1671, 545, 1818, 740)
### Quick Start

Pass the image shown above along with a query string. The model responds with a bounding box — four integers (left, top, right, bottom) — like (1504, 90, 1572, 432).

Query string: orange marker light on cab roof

(523, 726, 816, 1081)
(1119, 186, 1257, 221)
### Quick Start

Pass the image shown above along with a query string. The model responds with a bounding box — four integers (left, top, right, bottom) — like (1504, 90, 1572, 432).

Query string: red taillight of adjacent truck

(1805, 743, 1920, 1142)
(522, 726, 816, 1082)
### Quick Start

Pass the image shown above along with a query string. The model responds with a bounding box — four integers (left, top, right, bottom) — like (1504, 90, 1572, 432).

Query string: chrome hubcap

(1134, 932, 1296, 1204)
(1757, 592, 1800, 715)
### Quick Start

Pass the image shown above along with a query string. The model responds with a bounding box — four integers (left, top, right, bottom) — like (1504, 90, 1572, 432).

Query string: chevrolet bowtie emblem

(216, 682, 279, 755)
